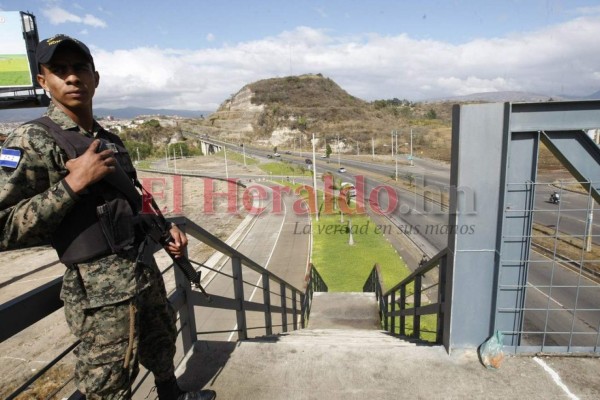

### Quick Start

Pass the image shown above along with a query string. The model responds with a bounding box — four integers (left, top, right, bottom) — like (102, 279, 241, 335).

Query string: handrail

(2, 216, 315, 400)
(302, 263, 328, 325)
(364, 248, 448, 343)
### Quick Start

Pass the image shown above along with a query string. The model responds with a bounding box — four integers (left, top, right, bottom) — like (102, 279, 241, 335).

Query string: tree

(426, 109, 437, 119)
(273, 146, 278, 154)
(326, 143, 332, 158)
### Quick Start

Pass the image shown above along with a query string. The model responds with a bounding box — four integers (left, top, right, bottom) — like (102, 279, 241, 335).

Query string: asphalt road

(201, 137, 599, 350)
(194, 183, 311, 342)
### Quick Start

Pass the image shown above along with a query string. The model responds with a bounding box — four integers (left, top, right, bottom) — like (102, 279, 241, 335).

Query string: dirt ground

(0, 154, 264, 399)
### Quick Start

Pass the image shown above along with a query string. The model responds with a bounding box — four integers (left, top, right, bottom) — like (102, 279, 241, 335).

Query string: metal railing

(1, 216, 315, 399)
(363, 249, 448, 343)
(301, 263, 328, 324)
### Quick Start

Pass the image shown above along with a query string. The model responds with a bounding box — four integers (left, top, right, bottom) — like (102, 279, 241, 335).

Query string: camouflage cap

(36, 34, 94, 67)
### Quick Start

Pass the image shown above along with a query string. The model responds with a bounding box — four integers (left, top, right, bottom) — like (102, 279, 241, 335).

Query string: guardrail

(363, 248, 448, 343)
(1, 216, 313, 399)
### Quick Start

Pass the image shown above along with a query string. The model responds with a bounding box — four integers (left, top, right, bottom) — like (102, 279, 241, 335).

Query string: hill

(0, 106, 212, 123)
(184, 73, 453, 161)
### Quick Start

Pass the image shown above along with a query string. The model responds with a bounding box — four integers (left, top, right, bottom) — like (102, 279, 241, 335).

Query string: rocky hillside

(184, 73, 453, 160)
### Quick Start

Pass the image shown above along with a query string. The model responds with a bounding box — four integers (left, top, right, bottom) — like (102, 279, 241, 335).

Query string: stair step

(308, 292, 381, 330)
(247, 329, 418, 347)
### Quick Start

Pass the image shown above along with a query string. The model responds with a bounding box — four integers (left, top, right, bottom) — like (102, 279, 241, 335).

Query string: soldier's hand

(64, 140, 116, 193)
(166, 224, 188, 258)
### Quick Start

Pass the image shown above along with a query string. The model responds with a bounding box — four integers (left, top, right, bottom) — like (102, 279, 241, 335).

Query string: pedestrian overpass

(1, 100, 599, 399)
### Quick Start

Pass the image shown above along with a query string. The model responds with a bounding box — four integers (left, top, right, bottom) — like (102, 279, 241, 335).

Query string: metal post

(337, 135, 340, 167)
(224, 146, 229, 180)
(173, 223, 197, 352)
(391, 130, 394, 161)
(414, 275, 422, 339)
(262, 272, 272, 336)
(231, 256, 247, 340)
(394, 130, 398, 181)
(371, 137, 375, 160)
(390, 290, 396, 335)
(348, 219, 354, 245)
(400, 285, 406, 336)
(173, 146, 177, 173)
(312, 133, 319, 221)
(165, 145, 168, 169)
(292, 290, 298, 330)
(410, 128, 414, 167)
(436, 255, 447, 344)
(586, 201, 594, 252)
(280, 282, 288, 333)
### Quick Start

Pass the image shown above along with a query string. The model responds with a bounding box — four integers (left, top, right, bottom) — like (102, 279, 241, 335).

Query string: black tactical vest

(31, 117, 142, 265)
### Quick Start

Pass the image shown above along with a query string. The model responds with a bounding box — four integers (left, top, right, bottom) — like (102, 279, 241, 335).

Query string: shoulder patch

(0, 148, 22, 169)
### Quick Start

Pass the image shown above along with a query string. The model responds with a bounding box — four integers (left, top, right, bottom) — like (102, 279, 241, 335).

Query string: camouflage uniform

(0, 103, 178, 399)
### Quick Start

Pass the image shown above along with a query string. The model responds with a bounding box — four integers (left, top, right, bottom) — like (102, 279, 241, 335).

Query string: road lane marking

(533, 357, 579, 400)
(527, 283, 565, 308)
(227, 192, 287, 342)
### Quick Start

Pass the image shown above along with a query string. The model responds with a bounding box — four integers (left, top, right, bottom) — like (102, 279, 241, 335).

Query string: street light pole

(173, 146, 177, 173)
(586, 202, 594, 252)
(224, 146, 229, 180)
(391, 130, 394, 161)
(394, 130, 398, 181)
(337, 135, 340, 167)
(371, 137, 375, 160)
(312, 133, 319, 222)
(410, 128, 414, 167)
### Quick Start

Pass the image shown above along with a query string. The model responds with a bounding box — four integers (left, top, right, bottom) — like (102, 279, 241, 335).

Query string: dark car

(267, 154, 273, 159)
(305, 158, 313, 164)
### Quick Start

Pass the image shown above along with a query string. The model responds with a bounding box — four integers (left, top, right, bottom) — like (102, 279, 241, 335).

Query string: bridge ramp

(171, 292, 597, 400)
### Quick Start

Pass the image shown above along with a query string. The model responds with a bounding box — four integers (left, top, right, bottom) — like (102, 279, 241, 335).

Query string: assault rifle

(135, 181, 211, 301)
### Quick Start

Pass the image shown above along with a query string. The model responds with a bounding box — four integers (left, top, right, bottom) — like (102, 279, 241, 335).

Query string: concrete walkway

(175, 292, 600, 400)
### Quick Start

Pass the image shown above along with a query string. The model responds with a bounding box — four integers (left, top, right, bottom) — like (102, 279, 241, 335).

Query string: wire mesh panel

(498, 128, 600, 353)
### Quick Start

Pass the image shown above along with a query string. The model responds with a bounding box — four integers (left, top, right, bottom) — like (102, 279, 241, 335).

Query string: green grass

(214, 149, 259, 165)
(389, 314, 438, 342)
(259, 161, 312, 177)
(281, 181, 410, 291)
(0, 55, 31, 86)
(311, 213, 409, 291)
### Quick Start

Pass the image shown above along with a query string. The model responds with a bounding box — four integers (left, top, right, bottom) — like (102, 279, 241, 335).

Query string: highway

(197, 136, 599, 349)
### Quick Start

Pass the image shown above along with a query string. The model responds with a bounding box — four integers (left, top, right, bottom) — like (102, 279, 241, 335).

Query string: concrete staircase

(174, 292, 576, 400)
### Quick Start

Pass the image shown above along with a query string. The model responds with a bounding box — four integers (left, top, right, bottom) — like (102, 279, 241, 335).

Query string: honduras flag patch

(0, 148, 22, 169)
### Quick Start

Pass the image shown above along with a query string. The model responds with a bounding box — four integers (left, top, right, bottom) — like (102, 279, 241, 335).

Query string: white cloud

(43, 6, 107, 28)
(82, 14, 106, 28)
(92, 15, 600, 110)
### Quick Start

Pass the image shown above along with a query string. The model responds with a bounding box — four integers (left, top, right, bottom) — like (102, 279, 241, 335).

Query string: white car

(338, 167, 346, 173)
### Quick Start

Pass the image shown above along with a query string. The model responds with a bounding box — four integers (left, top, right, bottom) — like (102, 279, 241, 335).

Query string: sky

(1, 0, 600, 111)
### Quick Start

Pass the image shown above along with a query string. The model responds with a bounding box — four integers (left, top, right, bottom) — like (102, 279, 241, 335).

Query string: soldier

(0, 35, 216, 400)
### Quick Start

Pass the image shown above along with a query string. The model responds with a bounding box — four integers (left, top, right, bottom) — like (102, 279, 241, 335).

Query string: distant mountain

(425, 89, 600, 103)
(579, 90, 600, 100)
(424, 91, 563, 103)
(95, 106, 213, 119)
(0, 106, 213, 123)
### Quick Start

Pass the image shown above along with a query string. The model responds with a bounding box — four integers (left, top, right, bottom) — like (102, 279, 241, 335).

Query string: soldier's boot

(156, 377, 216, 400)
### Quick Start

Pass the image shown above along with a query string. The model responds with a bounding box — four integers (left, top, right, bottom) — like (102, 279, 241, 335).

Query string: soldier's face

(37, 46, 99, 110)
